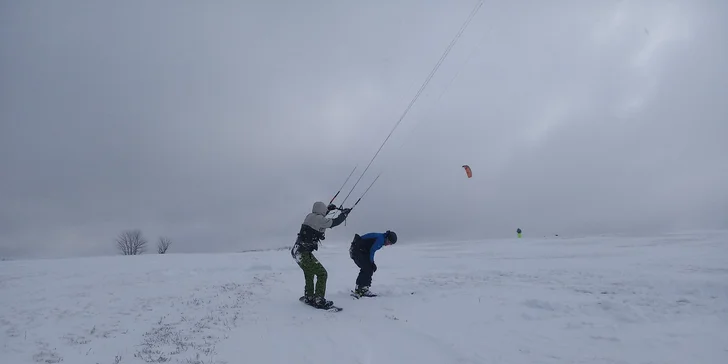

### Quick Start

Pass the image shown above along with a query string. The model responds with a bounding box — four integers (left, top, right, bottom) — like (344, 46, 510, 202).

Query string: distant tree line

(115, 229, 172, 255)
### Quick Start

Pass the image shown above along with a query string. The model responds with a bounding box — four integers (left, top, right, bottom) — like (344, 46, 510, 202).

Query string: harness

(294, 223, 325, 252)
(349, 234, 372, 259)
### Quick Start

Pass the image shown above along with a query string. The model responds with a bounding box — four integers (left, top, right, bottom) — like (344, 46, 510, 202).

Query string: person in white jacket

(290, 201, 350, 308)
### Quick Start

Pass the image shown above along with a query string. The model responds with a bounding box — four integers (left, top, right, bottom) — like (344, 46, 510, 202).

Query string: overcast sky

(2, 0, 727, 259)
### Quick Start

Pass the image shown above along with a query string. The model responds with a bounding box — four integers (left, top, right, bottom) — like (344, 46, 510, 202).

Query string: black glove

(372, 262, 377, 272)
(327, 204, 337, 211)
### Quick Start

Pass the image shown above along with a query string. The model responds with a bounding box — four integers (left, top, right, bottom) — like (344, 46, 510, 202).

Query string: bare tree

(157, 236, 172, 254)
(116, 229, 148, 255)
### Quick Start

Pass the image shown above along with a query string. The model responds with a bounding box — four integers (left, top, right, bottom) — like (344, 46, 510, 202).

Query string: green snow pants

(294, 251, 328, 298)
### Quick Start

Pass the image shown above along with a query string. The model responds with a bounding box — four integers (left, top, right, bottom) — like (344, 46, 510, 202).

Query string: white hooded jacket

(294, 201, 348, 252)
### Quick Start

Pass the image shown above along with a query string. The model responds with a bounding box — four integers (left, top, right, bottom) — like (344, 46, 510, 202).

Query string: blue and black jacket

(349, 232, 387, 263)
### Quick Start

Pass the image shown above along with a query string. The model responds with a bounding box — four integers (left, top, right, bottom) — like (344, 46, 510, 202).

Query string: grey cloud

(1, 1, 726, 259)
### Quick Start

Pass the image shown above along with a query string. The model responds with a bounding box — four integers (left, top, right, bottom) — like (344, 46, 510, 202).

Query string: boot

(353, 285, 376, 297)
(313, 296, 334, 309)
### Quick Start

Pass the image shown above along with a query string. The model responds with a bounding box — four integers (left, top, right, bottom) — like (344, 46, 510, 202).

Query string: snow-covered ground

(1, 231, 726, 364)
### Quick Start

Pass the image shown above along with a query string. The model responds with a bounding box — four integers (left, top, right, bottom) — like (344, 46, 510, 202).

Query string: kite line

(334, 0, 486, 210)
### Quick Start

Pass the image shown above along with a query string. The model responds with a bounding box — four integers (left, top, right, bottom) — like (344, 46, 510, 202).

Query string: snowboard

(299, 296, 343, 312)
(350, 290, 378, 299)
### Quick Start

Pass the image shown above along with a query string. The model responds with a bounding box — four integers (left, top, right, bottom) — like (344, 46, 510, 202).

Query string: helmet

(386, 230, 397, 244)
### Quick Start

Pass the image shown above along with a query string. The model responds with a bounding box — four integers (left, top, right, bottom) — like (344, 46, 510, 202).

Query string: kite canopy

(462, 165, 472, 178)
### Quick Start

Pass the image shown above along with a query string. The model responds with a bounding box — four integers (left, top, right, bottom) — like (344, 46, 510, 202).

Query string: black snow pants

(350, 241, 375, 287)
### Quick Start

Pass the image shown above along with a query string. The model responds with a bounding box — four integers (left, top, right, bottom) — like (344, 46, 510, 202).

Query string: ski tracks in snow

(215, 294, 483, 364)
(0, 255, 285, 364)
(132, 274, 280, 364)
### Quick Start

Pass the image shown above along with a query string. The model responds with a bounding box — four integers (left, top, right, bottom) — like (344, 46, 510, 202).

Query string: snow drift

(1, 232, 726, 363)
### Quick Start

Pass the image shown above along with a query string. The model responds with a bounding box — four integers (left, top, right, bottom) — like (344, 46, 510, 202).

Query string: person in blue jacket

(348, 230, 397, 297)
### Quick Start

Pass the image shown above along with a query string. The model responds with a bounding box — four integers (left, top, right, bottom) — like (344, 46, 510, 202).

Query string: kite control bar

(327, 173, 380, 226)
(327, 172, 380, 217)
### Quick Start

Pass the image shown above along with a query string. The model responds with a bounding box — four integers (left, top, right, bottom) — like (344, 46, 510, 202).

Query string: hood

(312, 201, 328, 215)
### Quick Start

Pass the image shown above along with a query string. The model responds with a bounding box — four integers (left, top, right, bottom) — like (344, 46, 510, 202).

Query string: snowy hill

(1, 232, 726, 364)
